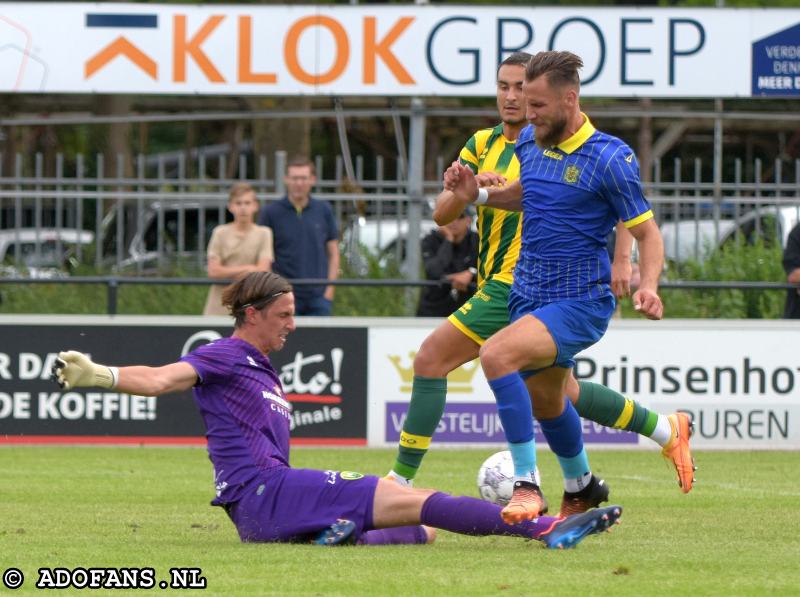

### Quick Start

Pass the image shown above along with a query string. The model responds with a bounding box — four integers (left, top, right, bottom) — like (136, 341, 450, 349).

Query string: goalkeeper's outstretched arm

(52, 350, 197, 396)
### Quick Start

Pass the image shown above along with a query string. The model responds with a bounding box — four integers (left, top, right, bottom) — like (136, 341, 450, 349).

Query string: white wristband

(473, 187, 488, 205)
(108, 366, 119, 389)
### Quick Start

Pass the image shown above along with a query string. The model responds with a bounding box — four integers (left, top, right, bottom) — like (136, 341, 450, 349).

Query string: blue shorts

(508, 289, 615, 370)
(225, 467, 378, 543)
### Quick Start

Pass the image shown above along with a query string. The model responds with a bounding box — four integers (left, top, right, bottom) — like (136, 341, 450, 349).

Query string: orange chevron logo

(85, 37, 157, 80)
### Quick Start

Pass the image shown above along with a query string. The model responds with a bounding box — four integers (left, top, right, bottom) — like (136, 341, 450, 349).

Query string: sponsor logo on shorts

(214, 468, 228, 498)
(473, 289, 491, 302)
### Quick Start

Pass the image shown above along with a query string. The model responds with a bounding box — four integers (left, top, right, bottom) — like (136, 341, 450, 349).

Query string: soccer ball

(476, 450, 515, 506)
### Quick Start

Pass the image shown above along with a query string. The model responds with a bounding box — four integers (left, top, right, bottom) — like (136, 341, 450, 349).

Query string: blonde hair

(228, 182, 256, 203)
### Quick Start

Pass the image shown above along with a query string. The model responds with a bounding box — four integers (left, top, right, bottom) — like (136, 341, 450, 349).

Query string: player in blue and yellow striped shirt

(444, 51, 692, 523)
(389, 53, 695, 517)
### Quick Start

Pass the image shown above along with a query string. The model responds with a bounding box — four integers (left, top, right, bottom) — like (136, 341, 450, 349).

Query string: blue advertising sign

(385, 402, 638, 444)
(752, 23, 800, 96)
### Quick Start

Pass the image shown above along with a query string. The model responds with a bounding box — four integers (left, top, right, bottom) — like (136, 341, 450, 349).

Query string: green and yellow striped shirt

(459, 123, 521, 287)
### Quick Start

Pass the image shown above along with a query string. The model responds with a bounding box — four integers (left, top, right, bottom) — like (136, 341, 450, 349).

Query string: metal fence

(0, 275, 793, 317)
(1, 148, 799, 277)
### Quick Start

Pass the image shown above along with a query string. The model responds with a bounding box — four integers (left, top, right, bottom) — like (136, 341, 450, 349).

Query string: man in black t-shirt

(417, 209, 479, 317)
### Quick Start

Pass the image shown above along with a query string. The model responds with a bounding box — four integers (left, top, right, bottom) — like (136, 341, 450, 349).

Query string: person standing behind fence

(417, 208, 479, 317)
(257, 156, 340, 316)
(203, 183, 273, 316)
(783, 220, 800, 318)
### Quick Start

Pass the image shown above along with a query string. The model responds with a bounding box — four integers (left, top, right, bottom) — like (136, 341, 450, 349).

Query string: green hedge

(0, 241, 785, 318)
(619, 238, 785, 319)
(333, 252, 417, 317)
(0, 253, 416, 317)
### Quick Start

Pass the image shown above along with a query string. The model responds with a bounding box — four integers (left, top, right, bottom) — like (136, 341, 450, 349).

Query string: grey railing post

(405, 97, 426, 314)
(713, 97, 723, 245)
(275, 151, 287, 196)
(107, 277, 119, 316)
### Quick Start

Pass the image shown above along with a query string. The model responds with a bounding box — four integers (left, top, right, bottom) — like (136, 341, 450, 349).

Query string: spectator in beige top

(203, 183, 274, 316)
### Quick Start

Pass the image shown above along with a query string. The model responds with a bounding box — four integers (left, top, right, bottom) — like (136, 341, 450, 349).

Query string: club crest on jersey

(564, 165, 580, 183)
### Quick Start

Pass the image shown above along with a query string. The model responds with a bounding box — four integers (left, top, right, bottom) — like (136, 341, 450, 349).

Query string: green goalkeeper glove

(51, 350, 119, 390)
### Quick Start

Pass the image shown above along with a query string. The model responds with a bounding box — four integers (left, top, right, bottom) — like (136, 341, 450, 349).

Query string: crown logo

(388, 352, 480, 393)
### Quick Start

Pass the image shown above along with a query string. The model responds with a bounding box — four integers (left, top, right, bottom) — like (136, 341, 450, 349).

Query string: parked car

(656, 205, 800, 264)
(0, 228, 94, 278)
(342, 216, 439, 275)
(101, 201, 230, 273)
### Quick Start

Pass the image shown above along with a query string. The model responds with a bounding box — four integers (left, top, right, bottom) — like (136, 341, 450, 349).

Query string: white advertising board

(1, 4, 799, 97)
(369, 319, 800, 449)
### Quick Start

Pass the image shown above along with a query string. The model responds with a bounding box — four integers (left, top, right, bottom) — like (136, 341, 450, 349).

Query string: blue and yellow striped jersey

(459, 124, 521, 287)
(514, 115, 653, 304)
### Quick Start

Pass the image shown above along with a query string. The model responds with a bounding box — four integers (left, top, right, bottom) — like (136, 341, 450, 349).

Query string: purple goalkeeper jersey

(180, 336, 291, 505)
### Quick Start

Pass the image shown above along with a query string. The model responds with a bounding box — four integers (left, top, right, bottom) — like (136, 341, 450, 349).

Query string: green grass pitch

(2, 447, 798, 596)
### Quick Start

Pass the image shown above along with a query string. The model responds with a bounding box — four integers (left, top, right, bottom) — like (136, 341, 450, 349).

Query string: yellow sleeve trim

(623, 210, 654, 229)
(399, 431, 432, 450)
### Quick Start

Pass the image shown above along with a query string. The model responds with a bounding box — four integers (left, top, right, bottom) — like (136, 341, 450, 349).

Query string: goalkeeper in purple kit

(52, 271, 621, 549)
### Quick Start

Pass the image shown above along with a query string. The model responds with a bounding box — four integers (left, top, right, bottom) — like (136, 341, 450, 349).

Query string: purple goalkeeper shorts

(223, 466, 379, 543)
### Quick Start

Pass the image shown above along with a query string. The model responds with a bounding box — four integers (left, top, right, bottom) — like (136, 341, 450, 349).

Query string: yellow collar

(556, 113, 595, 155)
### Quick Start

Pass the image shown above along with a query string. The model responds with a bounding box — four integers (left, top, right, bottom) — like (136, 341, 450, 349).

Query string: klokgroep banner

(1, 3, 799, 97)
